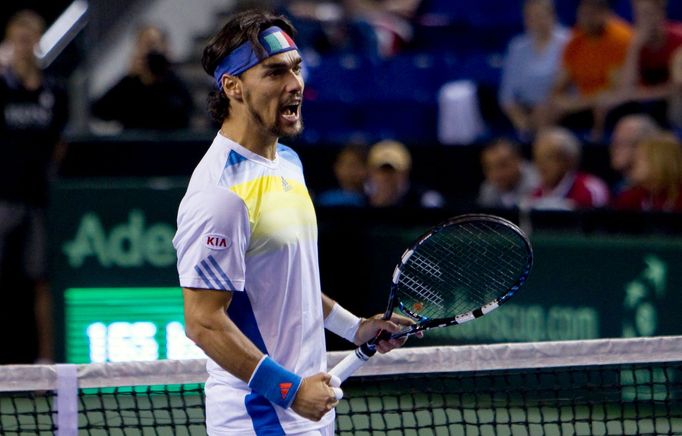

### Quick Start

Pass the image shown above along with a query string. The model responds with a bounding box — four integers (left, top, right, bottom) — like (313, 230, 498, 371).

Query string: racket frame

(383, 213, 533, 339)
(329, 213, 533, 382)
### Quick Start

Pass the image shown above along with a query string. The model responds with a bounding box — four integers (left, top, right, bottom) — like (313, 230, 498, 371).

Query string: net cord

(2, 336, 682, 393)
(329, 335, 682, 376)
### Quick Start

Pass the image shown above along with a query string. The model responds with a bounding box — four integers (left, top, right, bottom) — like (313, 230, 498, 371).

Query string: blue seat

(415, 0, 465, 24)
(459, 53, 504, 87)
(668, 1, 682, 21)
(464, 0, 523, 29)
(360, 101, 439, 143)
(305, 54, 379, 103)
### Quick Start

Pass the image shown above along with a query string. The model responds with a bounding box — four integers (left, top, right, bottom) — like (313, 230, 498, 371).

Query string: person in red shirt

(528, 127, 610, 209)
(613, 133, 682, 211)
(601, 0, 682, 127)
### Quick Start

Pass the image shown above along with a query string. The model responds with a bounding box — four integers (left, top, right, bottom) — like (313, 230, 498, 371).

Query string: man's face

(482, 144, 522, 192)
(136, 26, 167, 57)
(368, 166, 407, 207)
(7, 23, 41, 62)
(524, 1, 554, 36)
(633, 0, 666, 35)
(335, 150, 367, 191)
(577, 2, 607, 35)
(239, 50, 304, 138)
(534, 137, 571, 189)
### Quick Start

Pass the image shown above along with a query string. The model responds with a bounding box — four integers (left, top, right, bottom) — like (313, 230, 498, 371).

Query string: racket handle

(328, 342, 376, 383)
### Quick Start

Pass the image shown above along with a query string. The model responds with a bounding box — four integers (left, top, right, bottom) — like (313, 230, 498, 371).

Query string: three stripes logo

(279, 382, 293, 399)
(281, 176, 292, 192)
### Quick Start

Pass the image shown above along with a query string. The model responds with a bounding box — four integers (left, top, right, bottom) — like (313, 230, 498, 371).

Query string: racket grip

(328, 342, 376, 383)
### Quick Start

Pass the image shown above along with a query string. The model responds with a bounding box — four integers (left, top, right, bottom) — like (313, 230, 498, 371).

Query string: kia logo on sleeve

(204, 234, 230, 250)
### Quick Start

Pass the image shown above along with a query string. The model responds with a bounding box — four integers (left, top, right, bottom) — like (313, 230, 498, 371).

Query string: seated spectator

(283, 1, 378, 58)
(602, 0, 682, 127)
(477, 138, 539, 208)
(528, 127, 610, 209)
(666, 43, 682, 129)
(548, 0, 632, 139)
(613, 132, 682, 211)
(317, 144, 368, 207)
(499, 0, 568, 140)
(365, 140, 444, 208)
(91, 24, 193, 130)
(345, 0, 421, 57)
(609, 114, 660, 194)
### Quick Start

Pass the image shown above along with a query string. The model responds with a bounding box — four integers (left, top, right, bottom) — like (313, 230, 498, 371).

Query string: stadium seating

(298, 0, 682, 144)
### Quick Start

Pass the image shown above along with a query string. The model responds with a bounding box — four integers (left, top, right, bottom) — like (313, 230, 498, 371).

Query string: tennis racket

(329, 213, 533, 383)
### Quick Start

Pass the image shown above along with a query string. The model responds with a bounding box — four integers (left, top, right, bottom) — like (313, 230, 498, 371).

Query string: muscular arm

(184, 287, 337, 420)
(183, 287, 262, 382)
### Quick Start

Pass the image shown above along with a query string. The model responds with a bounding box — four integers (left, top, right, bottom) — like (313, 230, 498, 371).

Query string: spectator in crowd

(283, 1, 378, 58)
(548, 0, 632, 139)
(609, 114, 660, 194)
(366, 140, 444, 207)
(613, 132, 682, 211)
(529, 127, 610, 209)
(0, 10, 68, 363)
(344, 0, 421, 57)
(477, 138, 539, 209)
(499, 0, 569, 140)
(603, 0, 682, 127)
(666, 43, 682, 128)
(91, 24, 193, 130)
(317, 143, 369, 207)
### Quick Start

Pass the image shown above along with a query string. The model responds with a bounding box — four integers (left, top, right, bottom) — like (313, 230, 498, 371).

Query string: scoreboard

(64, 287, 205, 363)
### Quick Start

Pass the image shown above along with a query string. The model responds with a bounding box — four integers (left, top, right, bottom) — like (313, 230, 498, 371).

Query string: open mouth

(280, 102, 301, 122)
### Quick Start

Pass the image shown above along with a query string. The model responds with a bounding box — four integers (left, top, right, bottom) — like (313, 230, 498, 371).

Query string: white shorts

(205, 376, 335, 436)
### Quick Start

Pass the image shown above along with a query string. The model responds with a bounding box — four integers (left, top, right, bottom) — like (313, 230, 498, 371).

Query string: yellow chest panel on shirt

(229, 175, 317, 254)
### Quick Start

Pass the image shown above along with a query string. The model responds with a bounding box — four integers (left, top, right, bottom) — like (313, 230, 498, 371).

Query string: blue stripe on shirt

(194, 265, 218, 289)
(207, 255, 237, 290)
(200, 259, 229, 290)
(229, 291, 286, 434)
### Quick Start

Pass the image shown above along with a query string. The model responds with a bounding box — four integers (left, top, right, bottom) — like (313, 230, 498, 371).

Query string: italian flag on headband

(263, 29, 296, 53)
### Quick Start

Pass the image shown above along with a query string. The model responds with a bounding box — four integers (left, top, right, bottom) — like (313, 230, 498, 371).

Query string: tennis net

(1, 336, 681, 435)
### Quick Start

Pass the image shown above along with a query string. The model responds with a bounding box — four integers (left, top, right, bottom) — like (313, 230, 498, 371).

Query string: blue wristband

(248, 356, 302, 408)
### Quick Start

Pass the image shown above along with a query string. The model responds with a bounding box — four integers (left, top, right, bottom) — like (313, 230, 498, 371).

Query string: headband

(213, 26, 298, 88)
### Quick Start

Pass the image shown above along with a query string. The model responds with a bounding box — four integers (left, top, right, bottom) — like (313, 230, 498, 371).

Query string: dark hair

(202, 9, 296, 123)
(579, 0, 611, 9)
(483, 137, 522, 156)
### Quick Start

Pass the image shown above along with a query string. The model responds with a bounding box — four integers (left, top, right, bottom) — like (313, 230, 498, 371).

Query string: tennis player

(173, 10, 412, 436)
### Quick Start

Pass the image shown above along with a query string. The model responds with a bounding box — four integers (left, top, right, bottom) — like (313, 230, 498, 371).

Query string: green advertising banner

(49, 180, 682, 363)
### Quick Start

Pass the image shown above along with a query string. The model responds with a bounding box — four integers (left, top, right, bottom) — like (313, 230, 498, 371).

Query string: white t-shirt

(173, 133, 332, 435)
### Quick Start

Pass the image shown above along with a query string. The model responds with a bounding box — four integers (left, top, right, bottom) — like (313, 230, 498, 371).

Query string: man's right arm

(182, 287, 337, 421)
(183, 288, 262, 380)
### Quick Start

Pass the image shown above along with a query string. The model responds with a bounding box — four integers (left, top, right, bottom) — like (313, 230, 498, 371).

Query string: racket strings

(398, 221, 529, 319)
(434, 226, 527, 295)
(398, 272, 446, 309)
(460, 223, 530, 272)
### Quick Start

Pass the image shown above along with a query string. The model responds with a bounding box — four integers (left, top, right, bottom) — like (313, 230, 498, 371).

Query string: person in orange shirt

(547, 0, 632, 139)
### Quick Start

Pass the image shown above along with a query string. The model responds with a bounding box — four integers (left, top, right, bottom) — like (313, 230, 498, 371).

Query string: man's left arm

(321, 294, 415, 353)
